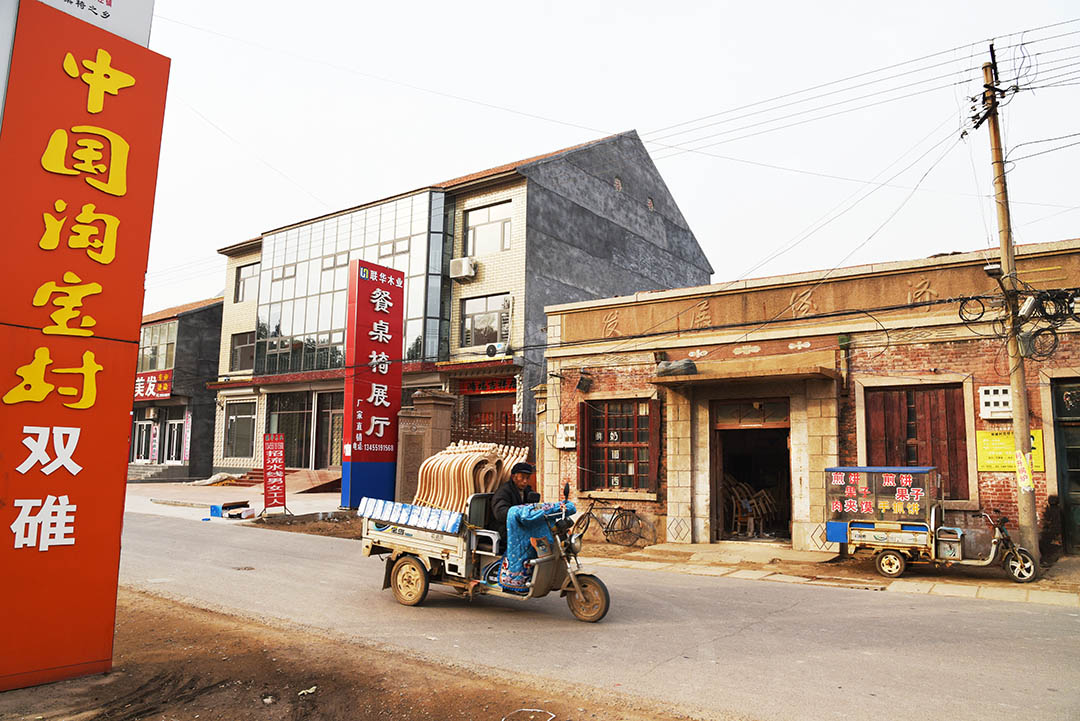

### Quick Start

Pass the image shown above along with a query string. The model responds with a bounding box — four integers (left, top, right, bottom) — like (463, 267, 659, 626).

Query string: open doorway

(709, 399, 791, 541)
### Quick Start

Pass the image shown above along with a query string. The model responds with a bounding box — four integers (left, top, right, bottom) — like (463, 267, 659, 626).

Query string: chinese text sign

(0, 1, 169, 692)
(826, 468, 939, 522)
(263, 433, 286, 510)
(341, 260, 404, 507)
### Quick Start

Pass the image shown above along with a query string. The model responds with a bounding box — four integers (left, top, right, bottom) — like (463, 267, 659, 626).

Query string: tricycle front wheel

(391, 555, 429, 606)
(1005, 548, 1039, 583)
(566, 574, 610, 623)
(875, 549, 906, 578)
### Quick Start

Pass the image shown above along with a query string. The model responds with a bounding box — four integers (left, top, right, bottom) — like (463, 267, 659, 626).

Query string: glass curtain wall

(255, 191, 452, 374)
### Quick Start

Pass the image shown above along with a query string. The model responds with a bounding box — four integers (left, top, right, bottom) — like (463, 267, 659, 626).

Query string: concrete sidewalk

(578, 541, 1080, 608)
(125, 482, 1080, 608)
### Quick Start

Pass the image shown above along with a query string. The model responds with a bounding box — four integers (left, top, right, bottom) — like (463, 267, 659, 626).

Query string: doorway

(1052, 380, 1080, 553)
(132, 420, 153, 462)
(314, 391, 345, 469)
(709, 398, 791, 541)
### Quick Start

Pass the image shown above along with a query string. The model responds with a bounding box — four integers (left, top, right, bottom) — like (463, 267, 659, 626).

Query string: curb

(579, 556, 1080, 607)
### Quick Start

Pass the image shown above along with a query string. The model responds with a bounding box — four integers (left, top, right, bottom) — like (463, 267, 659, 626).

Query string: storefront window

(224, 401, 256, 458)
(266, 392, 312, 469)
(579, 399, 660, 491)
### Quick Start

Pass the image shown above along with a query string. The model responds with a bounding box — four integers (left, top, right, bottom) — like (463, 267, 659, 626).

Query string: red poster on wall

(341, 260, 405, 507)
(263, 433, 287, 510)
(0, 1, 170, 691)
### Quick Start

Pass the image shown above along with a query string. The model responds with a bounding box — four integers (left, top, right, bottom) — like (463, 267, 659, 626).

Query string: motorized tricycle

(358, 485, 610, 622)
(825, 466, 1039, 583)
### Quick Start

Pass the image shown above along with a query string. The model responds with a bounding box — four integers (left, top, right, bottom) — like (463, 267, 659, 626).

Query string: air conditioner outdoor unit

(449, 257, 477, 280)
(485, 342, 508, 357)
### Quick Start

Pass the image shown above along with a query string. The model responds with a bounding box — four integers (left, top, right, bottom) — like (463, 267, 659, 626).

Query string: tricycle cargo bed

(361, 516, 467, 559)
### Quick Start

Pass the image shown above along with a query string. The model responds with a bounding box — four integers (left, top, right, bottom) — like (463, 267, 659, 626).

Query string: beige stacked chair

(411, 441, 530, 514)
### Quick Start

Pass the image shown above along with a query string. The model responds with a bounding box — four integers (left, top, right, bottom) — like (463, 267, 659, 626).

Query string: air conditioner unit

(144, 407, 158, 420)
(485, 342, 508, 357)
(449, 257, 477, 280)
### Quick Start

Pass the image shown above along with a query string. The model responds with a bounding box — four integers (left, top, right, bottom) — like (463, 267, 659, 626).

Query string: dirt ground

(0, 588, 704, 721)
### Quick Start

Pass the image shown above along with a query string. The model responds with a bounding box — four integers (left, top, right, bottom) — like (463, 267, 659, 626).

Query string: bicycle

(572, 498, 655, 547)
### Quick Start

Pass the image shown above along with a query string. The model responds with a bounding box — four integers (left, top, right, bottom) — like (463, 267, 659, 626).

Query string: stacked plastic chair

(411, 441, 530, 514)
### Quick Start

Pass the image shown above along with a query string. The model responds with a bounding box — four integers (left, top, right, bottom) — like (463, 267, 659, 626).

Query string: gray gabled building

(209, 131, 711, 477)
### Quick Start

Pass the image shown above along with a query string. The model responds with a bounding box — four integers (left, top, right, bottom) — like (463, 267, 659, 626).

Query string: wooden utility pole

(981, 59, 1040, 563)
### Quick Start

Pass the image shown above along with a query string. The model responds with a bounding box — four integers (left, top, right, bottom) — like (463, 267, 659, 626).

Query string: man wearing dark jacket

(493, 462, 535, 541)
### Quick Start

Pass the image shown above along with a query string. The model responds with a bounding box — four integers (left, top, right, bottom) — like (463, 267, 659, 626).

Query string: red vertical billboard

(263, 433, 286, 511)
(0, 1, 170, 691)
(341, 260, 404, 507)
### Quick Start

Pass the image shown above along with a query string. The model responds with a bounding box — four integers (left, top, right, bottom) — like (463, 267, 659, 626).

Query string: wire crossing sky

(142, 1, 1079, 314)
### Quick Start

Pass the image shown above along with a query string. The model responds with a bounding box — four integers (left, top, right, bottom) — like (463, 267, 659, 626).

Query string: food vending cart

(823, 466, 1038, 582)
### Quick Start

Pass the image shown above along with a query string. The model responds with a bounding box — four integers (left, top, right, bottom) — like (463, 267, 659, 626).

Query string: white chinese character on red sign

(367, 383, 390, 408)
(10, 495, 77, 551)
(369, 321, 392, 344)
(370, 289, 392, 313)
(16, 426, 83, 475)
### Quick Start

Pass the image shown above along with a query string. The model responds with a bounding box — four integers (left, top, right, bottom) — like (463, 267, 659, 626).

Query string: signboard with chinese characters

(826, 467, 940, 523)
(975, 429, 1044, 472)
(341, 260, 404, 507)
(263, 433, 286, 510)
(459, 376, 516, 395)
(133, 368, 172, 399)
(0, 1, 169, 691)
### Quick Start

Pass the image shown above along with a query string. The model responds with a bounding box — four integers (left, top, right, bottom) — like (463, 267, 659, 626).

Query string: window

(577, 399, 660, 491)
(461, 293, 510, 347)
(224, 401, 256, 458)
(230, 331, 256, 372)
(137, 321, 177, 372)
(465, 201, 512, 256)
(865, 385, 968, 500)
(235, 262, 260, 303)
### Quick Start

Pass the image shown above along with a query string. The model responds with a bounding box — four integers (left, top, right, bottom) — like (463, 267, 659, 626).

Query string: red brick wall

(555, 358, 669, 526)
(841, 332, 1079, 540)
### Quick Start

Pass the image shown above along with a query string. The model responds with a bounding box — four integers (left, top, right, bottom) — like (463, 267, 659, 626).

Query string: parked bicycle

(572, 498, 656, 547)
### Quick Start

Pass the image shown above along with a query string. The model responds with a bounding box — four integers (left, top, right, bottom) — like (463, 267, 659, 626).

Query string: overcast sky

(142, 1, 1079, 313)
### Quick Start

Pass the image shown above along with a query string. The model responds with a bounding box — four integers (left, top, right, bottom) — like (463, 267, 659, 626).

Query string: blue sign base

(341, 461, 396, 508)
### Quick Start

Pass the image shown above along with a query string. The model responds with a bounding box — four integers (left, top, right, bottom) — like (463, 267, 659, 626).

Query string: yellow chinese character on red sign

(32, 271, 102, 336)
(40, 199, 120, 265)
(2, 347, 102, 409)
(63, 48, 136, 114)
(41, 126, 129, 196)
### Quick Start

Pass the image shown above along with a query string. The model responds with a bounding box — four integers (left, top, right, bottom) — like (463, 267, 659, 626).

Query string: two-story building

(208, 131, 713, 481)
(128, 297, 223, 481)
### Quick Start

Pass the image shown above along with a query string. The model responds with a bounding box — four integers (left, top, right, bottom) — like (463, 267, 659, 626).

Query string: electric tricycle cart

(824, 466, 1038, 583)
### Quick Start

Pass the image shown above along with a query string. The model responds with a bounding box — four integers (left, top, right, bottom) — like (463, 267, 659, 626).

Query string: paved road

(120, 512, 1080, 721)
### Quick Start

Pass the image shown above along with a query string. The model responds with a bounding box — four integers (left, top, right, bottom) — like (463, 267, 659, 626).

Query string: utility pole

(981, 55, 1040, 563)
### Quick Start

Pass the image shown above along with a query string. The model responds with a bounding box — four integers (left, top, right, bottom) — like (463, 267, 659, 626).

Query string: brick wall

(448, 180, 528, 355)
(216, 247, 261, 379)
(842, 332, 1080, 532)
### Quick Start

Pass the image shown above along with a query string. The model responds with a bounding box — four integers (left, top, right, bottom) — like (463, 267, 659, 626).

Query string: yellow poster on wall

(976, 429, 1044, 472)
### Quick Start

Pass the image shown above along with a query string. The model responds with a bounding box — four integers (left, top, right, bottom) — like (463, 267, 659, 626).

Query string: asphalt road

(119, 512, 1080, 721)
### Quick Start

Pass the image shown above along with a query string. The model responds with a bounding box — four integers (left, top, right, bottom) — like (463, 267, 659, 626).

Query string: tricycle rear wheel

(390, 555, 429, 606)
(1005, 548, 1039, 583)
(875, 549, 906, 578)
(566, 574, 609, 622)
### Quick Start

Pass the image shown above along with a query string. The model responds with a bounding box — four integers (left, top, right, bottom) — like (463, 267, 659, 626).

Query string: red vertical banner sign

(341, 260, 405, 507)
(263, 433, 287, 511)
(0, 2, 170, 691)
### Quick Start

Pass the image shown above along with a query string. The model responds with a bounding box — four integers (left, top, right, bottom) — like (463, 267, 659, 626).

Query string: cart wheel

(390, 556, 429, 606)
(566, 574, 610, 623)
(875, 550, 906, 578)
(1005, 548, 1039, 583)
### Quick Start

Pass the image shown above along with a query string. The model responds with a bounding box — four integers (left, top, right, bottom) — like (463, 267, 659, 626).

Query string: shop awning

(649, 349, 841, 387)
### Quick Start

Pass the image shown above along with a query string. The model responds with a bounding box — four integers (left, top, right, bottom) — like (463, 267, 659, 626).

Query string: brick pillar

(665, 387, 694, 543)
(395, 390, 455, 502)
(791, 378, 840, 551)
